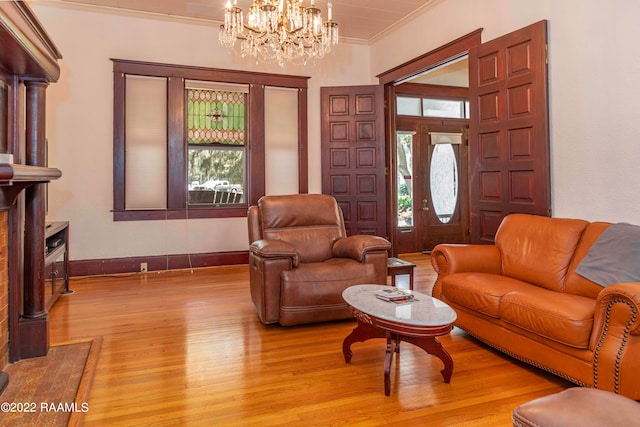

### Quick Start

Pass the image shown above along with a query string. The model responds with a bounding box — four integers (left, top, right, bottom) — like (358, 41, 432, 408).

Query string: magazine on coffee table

(374, 287, 414, 302)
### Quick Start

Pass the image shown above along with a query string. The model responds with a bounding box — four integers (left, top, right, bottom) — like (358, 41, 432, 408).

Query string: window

(430, 140, 459, 224)
(396, 96, 421, 116)
(186, 81, 248, 206)
(397, 95, 470, 119)
(396, 132, 414, 227)
(112, 60, 309, 221)
(422, 98, 465, 119)
(124, 75, 167, 209)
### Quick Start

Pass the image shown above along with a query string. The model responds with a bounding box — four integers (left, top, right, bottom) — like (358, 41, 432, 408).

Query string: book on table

(374, 288, 413, 302)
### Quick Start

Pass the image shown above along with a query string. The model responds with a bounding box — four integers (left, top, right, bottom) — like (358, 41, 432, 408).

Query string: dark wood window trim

(112, 59, 309, 221)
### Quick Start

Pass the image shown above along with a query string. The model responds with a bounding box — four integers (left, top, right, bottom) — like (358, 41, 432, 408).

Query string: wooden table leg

(401, 335, 454, 383)
(384, 333, 397, 396)
(342, 320, 386, 363)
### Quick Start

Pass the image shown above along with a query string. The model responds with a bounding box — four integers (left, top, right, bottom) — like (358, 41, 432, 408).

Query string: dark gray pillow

(576, 223, 640, 287)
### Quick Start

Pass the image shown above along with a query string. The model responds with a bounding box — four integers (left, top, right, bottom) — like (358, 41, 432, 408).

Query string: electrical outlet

(140, 262, 148, 273)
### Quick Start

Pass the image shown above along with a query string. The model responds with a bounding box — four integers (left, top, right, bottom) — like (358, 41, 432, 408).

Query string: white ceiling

(52, 0, 438, 42)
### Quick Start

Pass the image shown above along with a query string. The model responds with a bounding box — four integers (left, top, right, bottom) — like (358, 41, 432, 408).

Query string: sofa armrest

(430, 244, 502, 297)
(594, 282, 640, 336)
(250, 239, 300, 267)
(593, 282, 640, 339)
(332, 235, 391, 262)
(590, 282, 640, 395)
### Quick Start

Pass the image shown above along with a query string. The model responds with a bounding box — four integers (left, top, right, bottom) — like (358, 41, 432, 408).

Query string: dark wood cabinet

(44, 221, 69, 311)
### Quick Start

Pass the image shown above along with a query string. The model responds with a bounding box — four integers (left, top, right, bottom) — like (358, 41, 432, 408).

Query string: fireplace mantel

(0, 162, 62, 210)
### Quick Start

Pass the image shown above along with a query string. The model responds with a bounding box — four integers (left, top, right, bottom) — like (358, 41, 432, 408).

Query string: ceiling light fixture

(219, 0, 338, 66)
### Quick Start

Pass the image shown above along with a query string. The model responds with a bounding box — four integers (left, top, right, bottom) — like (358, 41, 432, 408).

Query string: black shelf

(44, 221, 71, 310)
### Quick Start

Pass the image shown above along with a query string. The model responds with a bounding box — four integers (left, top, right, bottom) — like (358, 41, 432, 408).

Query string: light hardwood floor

(49, 253, 572, 426)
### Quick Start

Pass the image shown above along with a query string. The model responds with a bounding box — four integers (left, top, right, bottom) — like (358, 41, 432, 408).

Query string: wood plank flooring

(49, 253, 572, 426)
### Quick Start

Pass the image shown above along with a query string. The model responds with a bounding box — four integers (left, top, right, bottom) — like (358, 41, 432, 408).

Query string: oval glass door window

(430, 144, 458, 224)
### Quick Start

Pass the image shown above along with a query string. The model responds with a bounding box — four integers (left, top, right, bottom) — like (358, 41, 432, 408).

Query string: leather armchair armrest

(430, 244, 502, 297)
(250, 239, 300, 267)
(332, 235, 391, 262)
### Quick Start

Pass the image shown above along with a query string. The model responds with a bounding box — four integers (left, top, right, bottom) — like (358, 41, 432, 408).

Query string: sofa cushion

(499, 287, 594, 349)
(442, 273, 534, 318)
(495, 214, 588, 292)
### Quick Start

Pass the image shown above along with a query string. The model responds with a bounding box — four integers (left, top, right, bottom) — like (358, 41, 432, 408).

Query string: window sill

(113, 206, 248, 221)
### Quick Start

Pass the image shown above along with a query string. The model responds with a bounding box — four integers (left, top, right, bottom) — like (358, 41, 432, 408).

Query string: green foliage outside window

(398, 183, 412, 212)
(188, 148, 244, 190)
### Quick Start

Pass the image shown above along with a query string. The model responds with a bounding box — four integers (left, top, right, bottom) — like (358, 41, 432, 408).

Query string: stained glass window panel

(186, 81, 248, 145)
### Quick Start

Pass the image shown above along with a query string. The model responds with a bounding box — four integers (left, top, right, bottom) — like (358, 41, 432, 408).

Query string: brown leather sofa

(431, 214, 640, 399)
(248, 194, 391, 326)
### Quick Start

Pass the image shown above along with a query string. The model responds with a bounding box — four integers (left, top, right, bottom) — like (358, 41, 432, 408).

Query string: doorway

(378, 30, 481, 255)
(380, 22, 550, 254)
(394, 81, 470, 253)
(395, 119, 470, 253)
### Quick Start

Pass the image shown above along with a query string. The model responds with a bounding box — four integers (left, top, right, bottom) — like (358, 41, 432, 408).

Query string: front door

(395, 120, 469, 253)
(419, 124, 470, 250)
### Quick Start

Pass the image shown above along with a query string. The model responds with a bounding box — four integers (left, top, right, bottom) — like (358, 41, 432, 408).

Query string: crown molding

(368, 0, 445, 45)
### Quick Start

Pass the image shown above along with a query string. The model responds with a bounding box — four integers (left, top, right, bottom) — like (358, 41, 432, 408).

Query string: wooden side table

(387, 257, 416, 290)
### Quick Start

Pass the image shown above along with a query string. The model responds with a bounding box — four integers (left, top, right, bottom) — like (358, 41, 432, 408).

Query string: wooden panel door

(419, 124, 469, 250)
(321, 85, 386, 237)
(469, 20, 550, 243)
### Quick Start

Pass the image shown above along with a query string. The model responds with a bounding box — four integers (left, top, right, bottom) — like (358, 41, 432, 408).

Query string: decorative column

(19, 81, 49, 358)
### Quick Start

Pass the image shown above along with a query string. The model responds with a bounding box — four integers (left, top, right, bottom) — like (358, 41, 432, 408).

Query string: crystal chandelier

(219, 0, 339, 66)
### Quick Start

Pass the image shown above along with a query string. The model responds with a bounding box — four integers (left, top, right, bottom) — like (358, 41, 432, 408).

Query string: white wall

(371, 0, 640, 224)
(31, 2, 371, 261)
(33, 0, 640, 262)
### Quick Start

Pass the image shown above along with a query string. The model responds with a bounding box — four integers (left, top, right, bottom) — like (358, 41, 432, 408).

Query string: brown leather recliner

(248, 194, 391, 326)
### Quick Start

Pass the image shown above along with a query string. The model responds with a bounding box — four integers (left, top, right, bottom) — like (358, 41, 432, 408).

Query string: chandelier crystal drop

(219, 0, 339, 66)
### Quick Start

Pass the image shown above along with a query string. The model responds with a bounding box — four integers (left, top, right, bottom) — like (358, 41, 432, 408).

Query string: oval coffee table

(342, 284, 457, 396)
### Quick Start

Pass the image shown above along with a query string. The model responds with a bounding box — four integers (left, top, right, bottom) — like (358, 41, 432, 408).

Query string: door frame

(377, 29, 482, 255)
